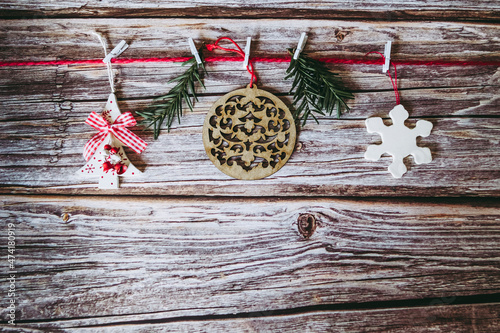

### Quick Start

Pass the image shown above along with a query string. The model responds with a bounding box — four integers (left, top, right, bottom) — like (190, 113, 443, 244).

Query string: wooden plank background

(1, 0, 499, 21)
(0, 1, 499, 332)
(1, 19, 499, 196)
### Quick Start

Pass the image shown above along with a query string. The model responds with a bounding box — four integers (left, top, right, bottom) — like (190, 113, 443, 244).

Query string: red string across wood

(206, 37, 257, 87)
(1, 57, 498, 68)
(366, 51, 401, 105)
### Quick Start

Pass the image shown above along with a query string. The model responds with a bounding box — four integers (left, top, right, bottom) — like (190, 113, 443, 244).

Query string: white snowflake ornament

(365, 104, 433, 178)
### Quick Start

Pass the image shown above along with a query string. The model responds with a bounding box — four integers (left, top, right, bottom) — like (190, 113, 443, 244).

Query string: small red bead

(110, 147, 119, 154)
(104, 144, 112, 150)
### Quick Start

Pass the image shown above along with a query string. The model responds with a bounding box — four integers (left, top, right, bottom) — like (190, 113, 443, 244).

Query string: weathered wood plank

(0, 0, 499, 22)
(5, 299, 500, 333)
(1, 195, 499, 327)
(1, 19, 498, 196)
(0, 101, 499, 196)
(1, 19, 499, 62)
(5, 303, 500, 332)
(1, 20, 498, 112)
(1, 19, 498, 114)
(2, 62, 499, 117)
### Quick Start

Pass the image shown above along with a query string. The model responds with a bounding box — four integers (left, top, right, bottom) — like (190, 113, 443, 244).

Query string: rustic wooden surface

(1, 195, 499, 331)
(1, 0, 499, 21)
(0, 1, 499, 332)
(0, 19, 499, 196)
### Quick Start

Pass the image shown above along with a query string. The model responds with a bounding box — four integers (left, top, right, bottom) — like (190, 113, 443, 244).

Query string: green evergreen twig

(137, 48, 206, 139)
(285, 48, 353, 126)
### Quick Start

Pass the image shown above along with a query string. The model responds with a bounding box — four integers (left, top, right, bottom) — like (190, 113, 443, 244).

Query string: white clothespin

(382, 41, 392, 73)
(103, 40, 129, 63)
(93, 33, 127, 93)
(293, 32, 308, 60)
(243, 37, 252, 69)
(188, 37, 202, 65)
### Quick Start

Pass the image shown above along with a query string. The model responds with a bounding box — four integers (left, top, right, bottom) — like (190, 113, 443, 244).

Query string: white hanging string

(93, 32, 115, 93)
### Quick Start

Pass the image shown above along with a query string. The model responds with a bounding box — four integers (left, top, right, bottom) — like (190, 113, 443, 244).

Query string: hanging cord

(206, 37, 257, 87)
(366, 51, 400, 105)
(93, 32, 115, 93)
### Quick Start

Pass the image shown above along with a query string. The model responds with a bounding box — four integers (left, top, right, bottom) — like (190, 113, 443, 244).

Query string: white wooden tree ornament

(78, 93, 143, 189)
(77, 36, 146, 189)
(365, 104, 433, 178)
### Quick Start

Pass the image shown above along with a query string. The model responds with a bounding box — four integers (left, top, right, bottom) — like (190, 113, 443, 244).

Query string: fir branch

(285, 48, 354, 126)
(137, 48, 206, 139)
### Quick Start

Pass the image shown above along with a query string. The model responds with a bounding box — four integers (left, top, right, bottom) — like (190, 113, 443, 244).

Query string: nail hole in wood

(298, 213, 316, 239)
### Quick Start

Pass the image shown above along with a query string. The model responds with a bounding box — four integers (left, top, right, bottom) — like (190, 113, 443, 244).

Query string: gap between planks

(5, 298, 500, 331)
(0, 0, 499, 23)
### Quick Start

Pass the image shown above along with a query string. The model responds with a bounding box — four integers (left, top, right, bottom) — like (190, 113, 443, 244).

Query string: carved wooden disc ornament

(202, 85, 296, 180)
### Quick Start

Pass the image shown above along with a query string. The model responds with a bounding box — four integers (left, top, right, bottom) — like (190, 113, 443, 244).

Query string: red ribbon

(83, 111, 147, 161)
(206, 37, 257, 87)
(366, 51, 401, 105)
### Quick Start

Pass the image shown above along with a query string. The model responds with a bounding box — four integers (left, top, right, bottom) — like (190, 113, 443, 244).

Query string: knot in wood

(297, 213, 316, 239)
(61, 213, 70, 223)
(335, 31, 347, 42)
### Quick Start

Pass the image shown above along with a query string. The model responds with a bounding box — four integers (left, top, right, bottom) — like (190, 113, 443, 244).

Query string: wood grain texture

(0, 19, 499, 196)
(1, 97, 499, 196)
(3, 304, 500, 332)
(0, 195, 499, 329)
(1, 4, 498, 333)
(1, 104, 499, 196)
(1, 19, 500, 62)
(2, 63, 499, 116)
(1, 0, 499, 22)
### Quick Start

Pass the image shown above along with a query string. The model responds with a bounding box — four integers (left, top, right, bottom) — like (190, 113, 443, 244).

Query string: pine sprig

(137, 49, 206, 139)
(285, 48, 353, 126)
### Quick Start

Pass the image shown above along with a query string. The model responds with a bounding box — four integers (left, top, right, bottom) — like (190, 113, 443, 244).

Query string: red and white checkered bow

(83, 111, 147, 161)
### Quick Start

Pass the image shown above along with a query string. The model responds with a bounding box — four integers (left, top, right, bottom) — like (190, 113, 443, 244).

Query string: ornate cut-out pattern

(202, 85, 296, 180)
